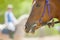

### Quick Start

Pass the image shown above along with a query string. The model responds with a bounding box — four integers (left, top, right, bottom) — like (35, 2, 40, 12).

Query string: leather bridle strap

(46, 0, 52, 20)
(39, 0, 52, 24)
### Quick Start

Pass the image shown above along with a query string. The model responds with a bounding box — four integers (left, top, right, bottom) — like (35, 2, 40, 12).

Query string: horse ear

(32, 0, 36, 3)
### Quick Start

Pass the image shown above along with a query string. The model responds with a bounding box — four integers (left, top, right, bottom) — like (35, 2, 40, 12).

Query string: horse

(0, 14, 29, 40)
(25, 0, 60, 33)
(14, 14, 29, 40)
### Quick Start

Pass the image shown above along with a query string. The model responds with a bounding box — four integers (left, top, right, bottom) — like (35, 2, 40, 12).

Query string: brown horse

(25, 0, 60, 33)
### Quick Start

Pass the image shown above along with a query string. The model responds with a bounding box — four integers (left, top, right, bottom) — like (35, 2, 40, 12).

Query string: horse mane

(17, 14, 29, 24)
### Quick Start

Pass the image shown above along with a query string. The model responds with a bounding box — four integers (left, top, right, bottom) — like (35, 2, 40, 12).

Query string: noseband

(39, 0, 52, 25)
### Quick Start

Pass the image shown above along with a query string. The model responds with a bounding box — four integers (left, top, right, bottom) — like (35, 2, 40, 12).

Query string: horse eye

(36, 4, 40, 7)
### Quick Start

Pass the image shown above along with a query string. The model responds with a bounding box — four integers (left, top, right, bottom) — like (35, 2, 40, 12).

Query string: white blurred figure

(5, 4, 17, 32)
(0, 4, 17, 40)
(0, 4, 29, 40)
(14, 14, 29, 40)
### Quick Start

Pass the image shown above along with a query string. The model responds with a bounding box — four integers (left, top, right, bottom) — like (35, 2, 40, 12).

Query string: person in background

(2, 4, 17, 38)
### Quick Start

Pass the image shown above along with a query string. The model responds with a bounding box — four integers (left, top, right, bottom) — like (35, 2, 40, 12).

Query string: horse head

(25, 0, 60, 33)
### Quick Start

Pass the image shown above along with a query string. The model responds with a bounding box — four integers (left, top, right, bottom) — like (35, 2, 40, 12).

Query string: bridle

(39, 0, 52, 25)
(25, 0, 54, 33)
(26, 0, 60, 33)
(30, 0, 53, 33)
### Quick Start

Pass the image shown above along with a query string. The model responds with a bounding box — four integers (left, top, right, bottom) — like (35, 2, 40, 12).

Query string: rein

(39, 0, 52, 24)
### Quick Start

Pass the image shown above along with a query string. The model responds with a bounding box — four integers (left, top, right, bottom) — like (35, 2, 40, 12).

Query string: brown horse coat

(25, 0, 60, 33)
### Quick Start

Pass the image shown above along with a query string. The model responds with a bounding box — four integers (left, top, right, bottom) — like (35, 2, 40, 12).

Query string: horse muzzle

(25, 24, 31, 33)
(25, 23, 37, 33)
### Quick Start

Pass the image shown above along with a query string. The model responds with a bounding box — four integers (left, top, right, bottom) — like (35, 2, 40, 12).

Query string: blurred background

(0, 0, 32, 23)
(0, 0, 60, 38)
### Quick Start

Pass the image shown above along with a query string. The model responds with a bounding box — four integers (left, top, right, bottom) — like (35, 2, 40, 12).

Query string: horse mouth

(25, 29, 29, 33)
(25, 28, 29, 33)
(25, 24, 31, 33)
(25, 23, 37, 33)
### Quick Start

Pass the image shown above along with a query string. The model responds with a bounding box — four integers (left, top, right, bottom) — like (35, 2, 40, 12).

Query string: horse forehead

(33, 0, 45, 4)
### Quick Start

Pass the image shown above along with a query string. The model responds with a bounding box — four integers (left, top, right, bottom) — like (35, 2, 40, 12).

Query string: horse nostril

(25, 25, 27, 30)
(25, 25, 29, 33)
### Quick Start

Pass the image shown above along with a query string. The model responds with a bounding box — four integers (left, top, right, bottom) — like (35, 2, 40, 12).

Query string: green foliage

(0, 0, 32, 23)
